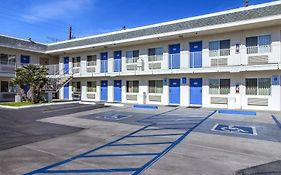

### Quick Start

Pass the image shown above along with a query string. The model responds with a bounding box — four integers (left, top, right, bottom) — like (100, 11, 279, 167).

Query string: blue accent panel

(169, 79, 180, 104)
(163, 78, 168, 86)
(182, 77, 187, 85)
(63, 83, 69, 99)
(100, 80, 108, 101)
(100, 52, 108, 73)
(21, 55, 30, 64)
(132, 110, 217, 175)
(134, 105, 158, 109)
(114, 51, 122, 72)
(114, 80, 122, 102)
(272, 75, 280, 85)
(82, 153, 159, 158)
(190, 78, 202, 105)
(109, 142, 173, 147)
(63, 57, 69, 74)
(218, 109, 256, 116)
(190, 41, 202, 68)
(272, 115, 281, 129)
(43, 168, 140, 174)
(168, 44, 180, 69)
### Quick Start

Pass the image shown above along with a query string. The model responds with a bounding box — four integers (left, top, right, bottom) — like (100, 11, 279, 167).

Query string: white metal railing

(148, 55, 163, 62)
(87, 61, 96, 67)
(246, 45, 271, 54)
(168, 53, 180, 69)
(100, 60, 108, 73)
(190, 51, 202, 68)
(126, 57, 139, 63)
(73, 62, 80, 68)
(45, 64, 60, 75)
(114, 59, 122, 72)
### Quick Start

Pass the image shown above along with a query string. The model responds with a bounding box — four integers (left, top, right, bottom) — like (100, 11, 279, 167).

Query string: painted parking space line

(25, 109, 216, 175)
(272, 115, 281, 129)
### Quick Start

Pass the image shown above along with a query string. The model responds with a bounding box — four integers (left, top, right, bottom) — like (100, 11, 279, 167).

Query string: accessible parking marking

(211, 124, 257, 136)
(25, 109, 216, 175)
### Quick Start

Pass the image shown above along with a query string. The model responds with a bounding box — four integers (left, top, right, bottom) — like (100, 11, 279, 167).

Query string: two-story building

(1, 1, 281, 111)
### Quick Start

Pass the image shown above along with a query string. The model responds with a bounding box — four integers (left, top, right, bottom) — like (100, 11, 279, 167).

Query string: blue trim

(133, 105, 158, 109)
(218, 109, 256, 116)
(272, 115, 281, 129)
(137, 108, 179, 123)
(43, 168, 139, 174)
(82, 153, 159, 158)
(132, 110, 217, 175)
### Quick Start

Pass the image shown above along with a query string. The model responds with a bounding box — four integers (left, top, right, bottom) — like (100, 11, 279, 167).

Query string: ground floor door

(169, 79, 181, 105)
(190, 78, 202, 105)
(64, 83, 69, 99)
(114, 80, 122, 102)
(100, 80, 108, 101)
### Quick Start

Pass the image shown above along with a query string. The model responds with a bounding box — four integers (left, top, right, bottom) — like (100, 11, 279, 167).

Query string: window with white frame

(72, 57, 81, 67)
(87, 81, 96, 92)
(0, 54, 16, 65)
(246, 78, 271, 95)
(126, 50, 139, 63)
(148, 47, 163, 61)
(72, 82, 81, 93)
(209, 79, 230, 95)
(148, 80, 163, 93)
(126, 81, 139, 93)
(209, 40, 230, 57)
(246, 35, 271, 54)
(87, 55, 97, 66)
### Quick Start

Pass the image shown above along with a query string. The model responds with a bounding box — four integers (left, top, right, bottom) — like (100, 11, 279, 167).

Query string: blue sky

(0, 0, 277, 43)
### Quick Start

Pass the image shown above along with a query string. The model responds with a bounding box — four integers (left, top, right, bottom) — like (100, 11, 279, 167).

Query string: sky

(0, 0, 277, 43)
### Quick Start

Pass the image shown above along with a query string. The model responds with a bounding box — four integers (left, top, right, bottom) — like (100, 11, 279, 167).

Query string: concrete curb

(0, 101, 80, 109)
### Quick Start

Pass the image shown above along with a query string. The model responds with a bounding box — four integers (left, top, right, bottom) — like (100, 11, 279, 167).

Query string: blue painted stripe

(137, 108, 179, 122)
(109, 142, 174, 147)
(218, 109, 256, 116)
(272, 115, 281, 129)
(129, 133, 184, 138)
(81, 153, 159, 158)
(42, 168, 140, 174)
(134, 105, 158, 109)
(132, 110, 217, 175)
(144, 127, 190, 131)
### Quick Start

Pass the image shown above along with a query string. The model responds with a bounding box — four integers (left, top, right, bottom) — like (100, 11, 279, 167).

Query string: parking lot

(0, 103, 281, 175)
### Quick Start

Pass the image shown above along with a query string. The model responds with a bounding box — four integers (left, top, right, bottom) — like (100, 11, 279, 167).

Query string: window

(72, 82, 81, 93)
(1, 81, 9, 92)
(0, 54, 16, 65)
(87, 81, 96, 92)
(126, 81, 139, 93)
(87, 55, 97, 66)
(72, 57, 81, 67)
(209, 40, 230, 57)
(148, 80, 163, 93)
(209, 79, 230, 95)
(148, 47, 163, 61)
(246, 78, 271, 95)
(246, 35, 271, 54)
(126, 50, 139, 63)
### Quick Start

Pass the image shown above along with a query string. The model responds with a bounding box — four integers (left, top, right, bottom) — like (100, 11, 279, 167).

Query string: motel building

(1, 1, 281, 111)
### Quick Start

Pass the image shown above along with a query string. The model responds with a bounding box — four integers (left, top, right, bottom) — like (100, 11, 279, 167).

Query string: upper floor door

(21, 55, 30, 65)
(64, 57, 69, 74)
(100, 52, 108, 73)
(190, 41, 202, 68)
(169, 44, 180, 69)
(114, 51, 122, 72)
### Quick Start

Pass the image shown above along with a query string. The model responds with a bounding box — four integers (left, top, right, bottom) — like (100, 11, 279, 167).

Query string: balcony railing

(247, 45, 271, 54)
(190, 51, 202, 68)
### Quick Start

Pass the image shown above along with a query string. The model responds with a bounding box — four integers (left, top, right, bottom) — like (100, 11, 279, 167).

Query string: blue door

(101, 52, 108, 73)
(190, 78, 202, 105)
(64, 83, 69, 99)
(21, 55, 30, 65)
(169, 79, 180, 104)
(114, 51, 122, 72)
(190, 41, 202, 68)
(100, 80, 108, 101)
(114, 80, 122, 102)
(64, 57, 69, 74)
(169, 44, 180, 69)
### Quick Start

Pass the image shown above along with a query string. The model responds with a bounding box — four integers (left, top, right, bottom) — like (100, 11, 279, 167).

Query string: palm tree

(12, 64, 48, 104)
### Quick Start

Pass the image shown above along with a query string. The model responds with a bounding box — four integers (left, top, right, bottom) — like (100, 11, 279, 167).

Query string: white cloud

(21, 0, 91, 23)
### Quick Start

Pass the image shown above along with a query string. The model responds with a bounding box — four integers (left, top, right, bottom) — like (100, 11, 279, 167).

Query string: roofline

(46, 14, 281, 54)
(0, 33, 47, 46)
(47, 0, 281, 46)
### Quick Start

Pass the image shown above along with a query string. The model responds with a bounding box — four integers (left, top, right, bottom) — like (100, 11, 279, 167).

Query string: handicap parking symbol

(212, 124, 257, 135)
(96, 114, 132, 120)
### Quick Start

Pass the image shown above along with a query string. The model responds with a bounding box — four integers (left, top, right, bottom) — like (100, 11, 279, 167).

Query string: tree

(11, 64, 48, 104)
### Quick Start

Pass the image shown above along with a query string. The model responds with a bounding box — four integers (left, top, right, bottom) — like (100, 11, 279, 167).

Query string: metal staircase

(43, 65, 73, 93)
